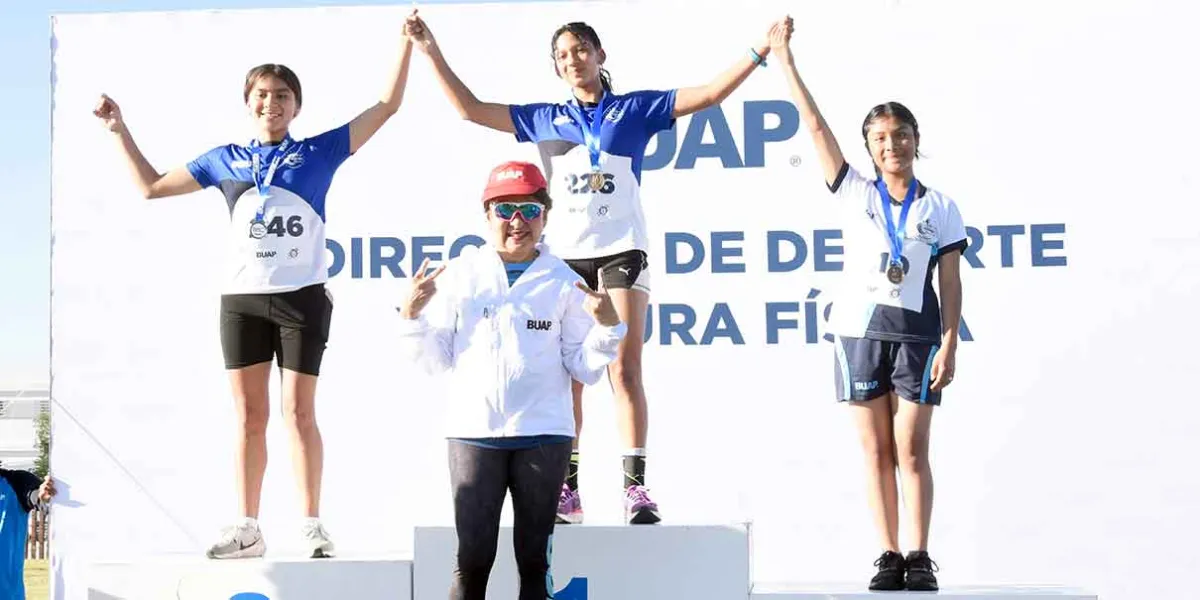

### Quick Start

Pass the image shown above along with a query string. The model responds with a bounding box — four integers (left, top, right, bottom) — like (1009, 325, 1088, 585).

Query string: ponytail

(599, 67, 613, 92)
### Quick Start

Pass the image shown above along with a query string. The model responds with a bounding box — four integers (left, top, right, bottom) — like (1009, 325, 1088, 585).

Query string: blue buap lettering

(643, 101, 801, 170)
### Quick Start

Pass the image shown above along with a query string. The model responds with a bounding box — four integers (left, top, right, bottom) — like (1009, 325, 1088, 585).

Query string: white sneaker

(206, 520, 266, 559)
(302, 518, 335, 558)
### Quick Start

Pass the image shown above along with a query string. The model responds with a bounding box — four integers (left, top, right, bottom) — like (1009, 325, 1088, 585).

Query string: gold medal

(886, 263, 905, 285)
(588, 171, 605, 192)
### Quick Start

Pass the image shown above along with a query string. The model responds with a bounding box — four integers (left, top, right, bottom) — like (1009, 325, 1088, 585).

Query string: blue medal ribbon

(249, 135, 292, 223)
(874, 177, 918, 272)
(563, 93, 612, 174)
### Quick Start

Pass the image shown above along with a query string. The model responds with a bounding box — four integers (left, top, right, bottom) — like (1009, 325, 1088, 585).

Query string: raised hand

(93, 94, 124, 133)
(768, 16, 794, 62)
(573, 281, 621, 327)
(399, 258, 447, 319)
(403, 11, 437, 53)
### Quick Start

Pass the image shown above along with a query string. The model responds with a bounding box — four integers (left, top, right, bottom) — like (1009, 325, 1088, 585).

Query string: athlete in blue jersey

(0, 466, 55, 600)
(770, 20, 965, 591)
(91, 20, 417, 559)
(405, 10, 791, 526)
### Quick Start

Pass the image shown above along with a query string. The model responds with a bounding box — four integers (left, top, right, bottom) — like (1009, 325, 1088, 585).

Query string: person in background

(1, 465, 56, 600)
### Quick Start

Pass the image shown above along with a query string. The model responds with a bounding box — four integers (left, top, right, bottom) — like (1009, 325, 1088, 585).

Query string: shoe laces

(873, 551, 905, 570)
(216, 526, 240, 544)
(301, 520, 327, 539)
(907, 553, 939, 573)
(625, 485, 654, 505)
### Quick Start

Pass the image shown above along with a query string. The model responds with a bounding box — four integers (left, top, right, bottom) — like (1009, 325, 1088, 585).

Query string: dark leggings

(448, 439, 572, 600)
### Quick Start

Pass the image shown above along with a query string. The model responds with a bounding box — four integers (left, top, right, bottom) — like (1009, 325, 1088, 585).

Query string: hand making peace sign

(398, 258, 447, 319)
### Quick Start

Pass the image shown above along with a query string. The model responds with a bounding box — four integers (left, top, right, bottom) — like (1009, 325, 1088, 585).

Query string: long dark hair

(550, 22, 613, 92)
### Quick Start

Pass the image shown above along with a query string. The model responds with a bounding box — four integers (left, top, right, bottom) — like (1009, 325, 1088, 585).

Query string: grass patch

(25, 559, 49, 600)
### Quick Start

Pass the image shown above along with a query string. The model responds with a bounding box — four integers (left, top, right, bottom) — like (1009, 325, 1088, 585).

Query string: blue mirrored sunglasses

(493, 202, 544, 221)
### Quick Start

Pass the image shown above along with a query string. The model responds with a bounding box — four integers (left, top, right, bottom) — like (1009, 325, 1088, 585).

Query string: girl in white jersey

(91, 23, 416, 559)
(770, 19, 966, 592)
(405, 10, 791, 525)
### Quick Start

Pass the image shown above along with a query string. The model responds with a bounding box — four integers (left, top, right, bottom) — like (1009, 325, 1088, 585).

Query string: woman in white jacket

(396, 160, 626, 600)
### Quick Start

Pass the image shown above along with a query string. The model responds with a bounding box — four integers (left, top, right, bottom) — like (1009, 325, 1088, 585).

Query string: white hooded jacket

(397, 244, 627, 439)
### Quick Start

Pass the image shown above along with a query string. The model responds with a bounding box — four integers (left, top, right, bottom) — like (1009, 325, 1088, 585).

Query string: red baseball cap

(481, 161, 548, 203)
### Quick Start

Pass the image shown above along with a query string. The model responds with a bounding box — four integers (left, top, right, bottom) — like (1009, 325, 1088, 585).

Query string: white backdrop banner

(49, 2, 1200, 600)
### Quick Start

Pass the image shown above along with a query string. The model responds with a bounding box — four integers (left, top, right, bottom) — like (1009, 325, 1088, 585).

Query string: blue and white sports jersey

(510, 90, 677, 259)
(187, 123, 352, 295)
(826, 162, 968, 344)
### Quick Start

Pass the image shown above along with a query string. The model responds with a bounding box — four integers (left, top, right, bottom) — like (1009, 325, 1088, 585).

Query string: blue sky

(0, 0, 547, 388)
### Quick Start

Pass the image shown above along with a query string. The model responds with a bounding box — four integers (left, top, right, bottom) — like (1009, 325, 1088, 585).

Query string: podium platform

(751, 582, 1099, 599)
(85, 554, 414, 600)
(80, 527, 1100, 600)
(414, 523, 751, 600)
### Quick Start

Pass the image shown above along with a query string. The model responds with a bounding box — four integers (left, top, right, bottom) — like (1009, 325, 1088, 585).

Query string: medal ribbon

(250, 135, 292, 222)
(563, 92, 612, 174)
(874, 177, 918, 269)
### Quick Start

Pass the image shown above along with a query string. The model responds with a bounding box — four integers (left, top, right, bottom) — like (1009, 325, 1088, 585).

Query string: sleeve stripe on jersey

(827, 161, 850, 194)
(938, 238, 969, 256)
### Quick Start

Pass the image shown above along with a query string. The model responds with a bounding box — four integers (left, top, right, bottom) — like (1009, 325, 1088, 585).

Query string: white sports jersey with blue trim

(826, 162, 968, 344)
(509, 90, 677, 260)
(187, 124, 352, 295)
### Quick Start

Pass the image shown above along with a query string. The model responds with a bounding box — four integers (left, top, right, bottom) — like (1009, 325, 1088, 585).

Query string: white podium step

(86, 554, 414, 600)
(751, 582, 1099, 599)
(413, 523, 750, 600)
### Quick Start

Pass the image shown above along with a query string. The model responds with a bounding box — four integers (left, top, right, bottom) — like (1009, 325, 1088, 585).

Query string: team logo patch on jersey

(281, 152, 305, 168)
(604, 107, 625, 123)
(916, 218, 938, 244)
(553, 115, 574, 126)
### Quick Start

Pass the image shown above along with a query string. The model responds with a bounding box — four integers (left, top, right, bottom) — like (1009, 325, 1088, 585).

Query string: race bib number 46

(249, 215, 305, 239)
